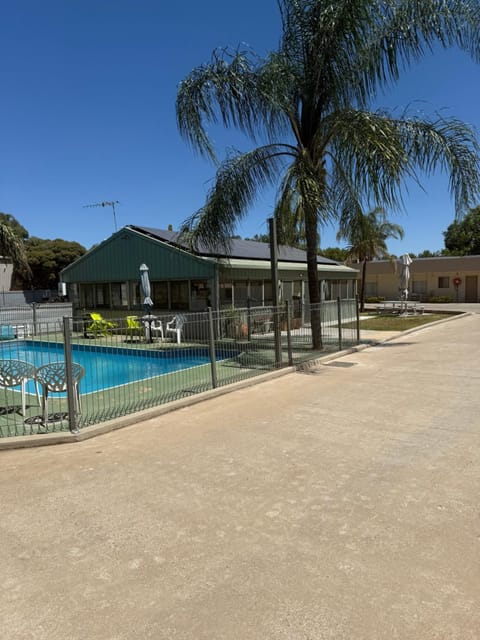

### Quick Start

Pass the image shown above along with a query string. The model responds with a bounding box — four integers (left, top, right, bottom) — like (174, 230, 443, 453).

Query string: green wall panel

(62, 228, 215, 282)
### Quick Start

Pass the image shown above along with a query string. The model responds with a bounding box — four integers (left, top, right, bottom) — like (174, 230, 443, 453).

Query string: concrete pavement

(1, 312, 479, 639)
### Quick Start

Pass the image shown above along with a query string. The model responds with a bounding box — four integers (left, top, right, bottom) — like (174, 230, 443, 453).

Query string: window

(283, 281, 293, 301)
(152, 282, 169, 308)
(412, 280, 426, 295)
(111, 283, 128, 308)
(220, 283, 233, 307)
(263, 281, 273, 305)
(438, 276, 450, 289)
(82, 284, 95, 308)
(191, 280, 209, 310)
(233, 281, 248, 307)
(293, 280, 303, 299)
(321, 280, 332, 300)
(365, 282, 378, 297)
(95, 284, 110, 308)
(171, 281, 189, 310)
(249, 281, 263, 305)
(330, 280, 342, 299)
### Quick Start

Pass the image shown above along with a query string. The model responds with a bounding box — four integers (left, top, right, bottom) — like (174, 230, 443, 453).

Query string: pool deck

(0, 311, 479, 638)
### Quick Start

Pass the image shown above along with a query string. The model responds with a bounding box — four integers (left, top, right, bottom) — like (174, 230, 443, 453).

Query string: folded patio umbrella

(399, 253, 412, 300)
(140, 263, 153, 312)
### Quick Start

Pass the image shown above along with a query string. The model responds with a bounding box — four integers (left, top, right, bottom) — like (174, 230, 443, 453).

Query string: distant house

(0, 257, 14, 293)
(60, 225, 358, 313)
(362, 255, 480, 302)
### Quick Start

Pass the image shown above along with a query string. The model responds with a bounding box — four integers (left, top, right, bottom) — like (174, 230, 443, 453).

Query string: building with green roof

(61, 225, 358, 313)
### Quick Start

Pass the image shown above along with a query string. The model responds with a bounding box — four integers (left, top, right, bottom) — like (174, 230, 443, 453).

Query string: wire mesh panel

(0, 302, 360, 438)
(0, 319, 68, 437)
(0, 303, 73, 338)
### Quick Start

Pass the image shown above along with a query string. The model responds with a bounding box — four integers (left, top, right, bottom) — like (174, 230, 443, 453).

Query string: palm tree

(176, 0, 480, 348)
(337, 206, 404, 311)
(0, 224, 31, 279)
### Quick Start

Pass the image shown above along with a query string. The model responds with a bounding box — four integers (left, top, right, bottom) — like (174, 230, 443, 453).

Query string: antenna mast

(83, 200, 119, 231)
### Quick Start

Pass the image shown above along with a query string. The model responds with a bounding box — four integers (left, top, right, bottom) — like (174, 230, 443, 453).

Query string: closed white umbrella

(140, 263, 153, 312)
(399, 253, 412, 301)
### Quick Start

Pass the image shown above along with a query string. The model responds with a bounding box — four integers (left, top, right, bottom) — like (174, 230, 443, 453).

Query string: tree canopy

(337, 206, 404, 310)
(23, 238, 86, 290)
(177, 0, 480, 347)
(0, 212, 86, 290)
(0, 212, 29, 241)
(319, 247, 349, 263)
(443, 205, 480, 255)
(0, 212, 31, 278)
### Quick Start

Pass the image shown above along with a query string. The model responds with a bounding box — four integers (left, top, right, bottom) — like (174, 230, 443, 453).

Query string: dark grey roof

(128, 225, 339, 265)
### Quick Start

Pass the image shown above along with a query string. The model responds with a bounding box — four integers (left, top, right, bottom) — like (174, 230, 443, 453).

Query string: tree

(337, 206, 404, 311)
(417, 249, 442, 258)
(319, 247, 349, 262)
(23, 238, 86, 290)
(443, 206, 480, 255)
(177, 0, 480, 348)
(244, 233, 270, 243)
(0, 214, 31, 280)
(0, 212, 29, 241)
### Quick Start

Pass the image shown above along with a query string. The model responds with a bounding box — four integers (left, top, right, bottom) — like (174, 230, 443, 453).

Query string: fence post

(247, 298, 252, 341)
(285, 300, 293, 366)
(355, 295, 360, 343)
(208, 308, 218, 389)
(31, 302, 38, 336)
(268, 218, 283, 368)
(63, 317, 79, 433)
(337, 297, 343, 351)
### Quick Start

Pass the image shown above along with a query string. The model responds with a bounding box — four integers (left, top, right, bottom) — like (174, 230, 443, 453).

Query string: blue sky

(1, 0, 480, 256)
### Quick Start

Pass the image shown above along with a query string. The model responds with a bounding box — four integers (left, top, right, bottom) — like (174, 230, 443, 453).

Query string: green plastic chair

(126, 315, 143, 341)
(86, 312, 117, 337)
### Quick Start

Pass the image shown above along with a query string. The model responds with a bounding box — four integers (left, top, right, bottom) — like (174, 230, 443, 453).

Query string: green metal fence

(0, 300, 360, 438)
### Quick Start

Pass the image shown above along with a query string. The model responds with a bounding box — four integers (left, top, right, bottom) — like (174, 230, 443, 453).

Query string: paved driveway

(1, 313, 479, 639)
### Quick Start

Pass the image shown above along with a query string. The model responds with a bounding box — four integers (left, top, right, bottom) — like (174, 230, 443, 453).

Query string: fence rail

(0, 303, 73, 338)
(0, 300, 360, 438)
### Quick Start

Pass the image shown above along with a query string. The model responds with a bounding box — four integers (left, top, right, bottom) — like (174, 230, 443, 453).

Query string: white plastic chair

(165, 314, 186, 344)
(149, 319, 164, 341)
(0, 359, 40, 416)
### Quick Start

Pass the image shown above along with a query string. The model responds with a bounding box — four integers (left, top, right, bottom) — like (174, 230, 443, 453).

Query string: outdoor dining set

(85, 312, 186, 344)
(0, 359, 85, 427)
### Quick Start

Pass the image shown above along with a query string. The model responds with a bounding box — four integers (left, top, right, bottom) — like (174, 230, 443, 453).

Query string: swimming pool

(0, 341, 237, 394)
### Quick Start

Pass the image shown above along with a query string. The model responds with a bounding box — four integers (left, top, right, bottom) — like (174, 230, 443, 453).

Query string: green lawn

(357, 313, 450, 331)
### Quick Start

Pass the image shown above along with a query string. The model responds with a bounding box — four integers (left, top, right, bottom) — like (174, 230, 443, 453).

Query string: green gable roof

(61, 227, 216, 283)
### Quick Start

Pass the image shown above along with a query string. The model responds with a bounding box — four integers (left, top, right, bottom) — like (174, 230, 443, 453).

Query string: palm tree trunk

(360, 259, 367, 312)
(305, 211, 322, 350)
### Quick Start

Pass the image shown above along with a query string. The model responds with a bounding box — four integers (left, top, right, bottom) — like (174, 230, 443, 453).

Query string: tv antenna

(83, 200, 119, 231)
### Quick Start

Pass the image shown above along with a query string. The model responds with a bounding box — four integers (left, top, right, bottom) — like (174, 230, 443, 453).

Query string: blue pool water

(0, 341, 235, 394)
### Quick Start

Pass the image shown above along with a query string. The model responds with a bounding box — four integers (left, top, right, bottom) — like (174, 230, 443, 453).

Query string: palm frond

(347, 0, 480, 102)
(176, 48, 293, 161)
(180, 144, 295, 251)
(327, 107, 480, 215)
(396, 113, 480, 214)
(273, 182, 307, 247)
(177, 0, 480, 325)
(0, 224, 31, 277)
(337, 206, 404, 262)
(328, 108, 411, 210)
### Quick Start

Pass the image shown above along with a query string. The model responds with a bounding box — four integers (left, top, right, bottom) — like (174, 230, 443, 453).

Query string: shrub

(365, 296, 385, 303)
(427, 295, 452, 303)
